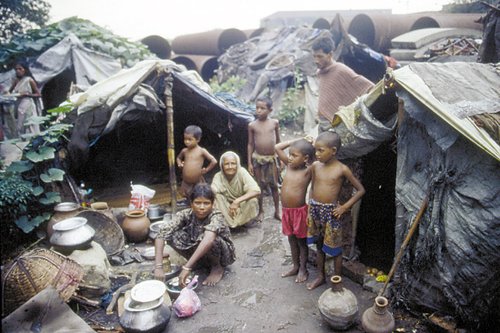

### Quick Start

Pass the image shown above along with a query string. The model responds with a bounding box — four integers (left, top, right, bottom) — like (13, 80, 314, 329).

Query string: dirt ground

(1, 126, 432, 333)
(78, 193, 430, 333)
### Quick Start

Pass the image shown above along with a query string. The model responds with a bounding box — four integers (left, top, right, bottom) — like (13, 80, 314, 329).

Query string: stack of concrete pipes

(171, 28, 253, 81)
(312, 12, 482, 53)
(140, 35, 172, 60)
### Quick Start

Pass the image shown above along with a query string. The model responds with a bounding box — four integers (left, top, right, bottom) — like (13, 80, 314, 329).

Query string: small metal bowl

(165, 275, 198, 298)
(149, 221, 166, 240)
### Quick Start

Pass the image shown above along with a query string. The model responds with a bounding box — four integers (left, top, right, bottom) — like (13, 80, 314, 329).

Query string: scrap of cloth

(317, 62, 373, 122)
(252, 152, 278, 187)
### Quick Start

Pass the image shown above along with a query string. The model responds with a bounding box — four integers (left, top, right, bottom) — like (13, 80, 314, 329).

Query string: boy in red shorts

(275, 137, 315, 283)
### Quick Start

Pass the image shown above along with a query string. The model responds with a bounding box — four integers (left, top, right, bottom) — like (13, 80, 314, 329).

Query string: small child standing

(275, 137, 315, 283)
(176, 125, 217, 201)
(247, 96, 281, 221)
(306, 131, 365, 290)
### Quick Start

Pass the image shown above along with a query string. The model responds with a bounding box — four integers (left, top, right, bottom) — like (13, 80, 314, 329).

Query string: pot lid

(131, 280, 166, 303)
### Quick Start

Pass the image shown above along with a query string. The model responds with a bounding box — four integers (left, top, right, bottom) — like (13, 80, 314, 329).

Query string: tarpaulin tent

(331, 61, 499, 329)
(67, 59, 254, 189)
(0, 34, 122, 110)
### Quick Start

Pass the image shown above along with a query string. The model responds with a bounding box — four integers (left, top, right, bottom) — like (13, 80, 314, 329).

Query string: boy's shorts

(252, 152, 278, 188)
(306, 199, 342, 256)
(282, 205, 308, 238)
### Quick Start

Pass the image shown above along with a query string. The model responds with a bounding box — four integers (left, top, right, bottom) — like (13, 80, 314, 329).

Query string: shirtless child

(247, 96, 281, 221)
(176, 125, 217, 201)
(275, 137, 315, 283)
(306, 131, 365, 290)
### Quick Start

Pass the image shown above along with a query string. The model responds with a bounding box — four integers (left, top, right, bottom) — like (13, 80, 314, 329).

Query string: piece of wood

(379, 194, 429, 296)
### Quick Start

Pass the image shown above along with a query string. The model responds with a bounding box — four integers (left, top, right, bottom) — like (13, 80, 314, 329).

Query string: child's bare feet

(295, 269, 308, 283)
(306, 276, 325, 290)
(281, 266, 299, 278)
(202, 264, 224, 286)
(274, 211, 281, 221)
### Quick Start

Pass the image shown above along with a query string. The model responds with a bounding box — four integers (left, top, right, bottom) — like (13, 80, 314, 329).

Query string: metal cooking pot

(49, 217, 95, 250)
(120, 296, 171, 333)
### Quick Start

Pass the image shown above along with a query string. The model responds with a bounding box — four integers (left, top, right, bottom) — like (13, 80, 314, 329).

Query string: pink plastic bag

(173, 276, 201, 318)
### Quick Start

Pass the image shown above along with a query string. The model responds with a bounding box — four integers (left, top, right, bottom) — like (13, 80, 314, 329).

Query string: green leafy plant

(209, 75, 246, 94)
(1, 105, 73, 233)
(0, 16, 154, 70)
(278, 69, 305, 126)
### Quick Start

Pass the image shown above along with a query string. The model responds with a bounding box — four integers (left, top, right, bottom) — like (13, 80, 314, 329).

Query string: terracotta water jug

(361, 296, 395, 333)
(317, 275, 358, 330)
(122, 209, 150, 243)
(47, 202, 81, 238)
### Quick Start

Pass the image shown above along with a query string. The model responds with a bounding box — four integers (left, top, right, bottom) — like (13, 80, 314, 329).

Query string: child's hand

(201, 167, 207, 175)
(333, 205, 348, 219)
(304, 135, 314, 144)
(248, 164, 254, 176)
(177, 161, 184, 168)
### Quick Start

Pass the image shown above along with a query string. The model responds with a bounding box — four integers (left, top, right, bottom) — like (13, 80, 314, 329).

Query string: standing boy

(275, 137, 315, 283)
(306, 131, 365, 290)
(177, 125, 217, 201)
(247, 96, 281, 221)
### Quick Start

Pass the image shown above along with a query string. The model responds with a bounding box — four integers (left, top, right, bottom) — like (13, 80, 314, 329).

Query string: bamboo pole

(379, 194, 429, 296)
(164, 70, 177, 214)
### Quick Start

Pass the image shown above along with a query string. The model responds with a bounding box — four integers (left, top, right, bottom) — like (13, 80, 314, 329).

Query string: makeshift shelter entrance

(332, 61, 499, 329)
(0, 34, 122, 111)
(67, 60, 254, 192)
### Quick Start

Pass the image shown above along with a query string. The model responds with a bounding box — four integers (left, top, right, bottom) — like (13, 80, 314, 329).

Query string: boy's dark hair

(190, 183, 215, 203)
(256, 96, 273, 109)
(312, 37, 336, 54)
(316, 131, 341, 151)
(184, 125, 202, 140)
(290, 139, 315, 164)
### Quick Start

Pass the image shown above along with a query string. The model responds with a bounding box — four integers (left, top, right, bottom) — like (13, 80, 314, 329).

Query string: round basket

(1, 248, 84, 316)
(77, 210, 125, 256)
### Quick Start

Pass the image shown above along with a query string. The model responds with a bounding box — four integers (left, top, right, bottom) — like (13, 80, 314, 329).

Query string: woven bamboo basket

(77, 210, 125, 256)
(1, 248, 84, 316)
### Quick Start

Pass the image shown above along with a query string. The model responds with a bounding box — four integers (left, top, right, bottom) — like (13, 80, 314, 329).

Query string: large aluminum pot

(49, 217, 95, 250)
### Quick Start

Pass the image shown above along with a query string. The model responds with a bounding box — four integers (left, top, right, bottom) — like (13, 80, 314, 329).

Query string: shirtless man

(177, 125, 217, 201)
(306, 131, 365, 290)
(247, 96, 281, 221)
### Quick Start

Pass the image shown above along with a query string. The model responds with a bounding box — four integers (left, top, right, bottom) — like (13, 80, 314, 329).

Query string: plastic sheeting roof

(392, 62, 500, 161)
(0, 34, 121, 91)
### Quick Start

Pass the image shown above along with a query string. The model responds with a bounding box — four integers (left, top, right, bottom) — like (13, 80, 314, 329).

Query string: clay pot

(90, 201, 116, 222)
(49, 217, 95, 251)
(361, 296, 395, 333)
(47, 202, 81, 238)
(317, 275, 358, 330)
(122, 210, 150, 243)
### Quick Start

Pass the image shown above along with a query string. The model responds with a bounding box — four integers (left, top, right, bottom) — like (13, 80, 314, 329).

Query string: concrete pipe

(348, 13, 421, 52)
(243, 28, 265, 39)
(172, 54, 218, 82)
(171, 29, 247, 56)
(140, 35, 172, 59)
(410, 13, 483, 31)
(313, 18, 331, 30)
